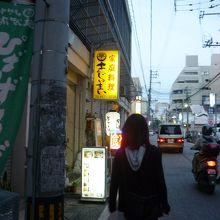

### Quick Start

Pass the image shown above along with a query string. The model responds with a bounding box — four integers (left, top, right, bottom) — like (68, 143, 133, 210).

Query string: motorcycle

(191, 140, 220, 194)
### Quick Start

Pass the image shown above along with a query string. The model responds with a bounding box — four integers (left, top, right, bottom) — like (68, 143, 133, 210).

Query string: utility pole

(182, 99, 184, 126)
(26, 1, 69, 219)
(148, 70, 152, 122)
(148, 70, 158, 122)
(185, 87, 190, 132)
(215, 94, 217, 125)
(148, 0, 152, 124)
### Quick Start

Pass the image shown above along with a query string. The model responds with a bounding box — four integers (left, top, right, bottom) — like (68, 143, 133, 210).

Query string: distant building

(155, 102, 169, 123)
(170, 54, 220, 129)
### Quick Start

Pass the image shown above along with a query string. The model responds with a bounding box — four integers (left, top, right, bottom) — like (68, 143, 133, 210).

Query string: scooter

(191, 142, 219, 194)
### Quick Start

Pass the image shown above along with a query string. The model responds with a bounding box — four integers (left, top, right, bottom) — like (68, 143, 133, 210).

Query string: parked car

(157, 124, 184, 153)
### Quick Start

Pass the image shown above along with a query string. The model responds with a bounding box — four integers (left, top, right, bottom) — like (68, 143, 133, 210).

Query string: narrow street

(1, 1, 220, 220)
(98, 135, 220, 220)
(151, 136, 220, 220)
(19, 135, 220, 220)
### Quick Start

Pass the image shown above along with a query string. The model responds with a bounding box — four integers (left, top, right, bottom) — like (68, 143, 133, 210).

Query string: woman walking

(108, 114, 170, 220)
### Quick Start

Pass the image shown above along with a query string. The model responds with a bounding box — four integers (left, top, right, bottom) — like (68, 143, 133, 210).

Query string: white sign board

(105, 112, 120, 136)
(81, 147, 107, 201)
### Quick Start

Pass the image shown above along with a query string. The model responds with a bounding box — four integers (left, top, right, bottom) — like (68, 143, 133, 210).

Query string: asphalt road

(150, 135, 220, 220)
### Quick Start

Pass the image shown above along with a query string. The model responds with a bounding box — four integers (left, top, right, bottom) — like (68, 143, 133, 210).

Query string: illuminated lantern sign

(110, 130, 122, 150)
(105, 112, 120, 136)
(93, 50, 119, 100)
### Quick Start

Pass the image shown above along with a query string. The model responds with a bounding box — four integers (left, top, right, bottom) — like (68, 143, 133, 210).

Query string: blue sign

(209, 107, 215, 114)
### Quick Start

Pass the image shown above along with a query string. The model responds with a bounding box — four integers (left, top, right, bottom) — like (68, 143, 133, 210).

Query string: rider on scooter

(192, 125, 218, 173)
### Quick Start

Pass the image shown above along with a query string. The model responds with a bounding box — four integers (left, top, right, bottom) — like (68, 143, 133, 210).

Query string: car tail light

(207, 160, 217, 167)
(158, 138, 166, 143)
(176, 138, 184, 143)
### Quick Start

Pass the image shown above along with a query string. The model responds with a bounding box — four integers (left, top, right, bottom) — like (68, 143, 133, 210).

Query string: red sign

(110, 130, 122, 150)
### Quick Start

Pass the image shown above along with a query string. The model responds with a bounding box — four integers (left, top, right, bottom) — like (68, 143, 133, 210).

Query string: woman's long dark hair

(120, 114, 150, 149)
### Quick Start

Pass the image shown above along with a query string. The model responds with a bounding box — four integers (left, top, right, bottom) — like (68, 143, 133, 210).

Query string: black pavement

(64, 194, 108, 220)
(19, 194, 109, 220)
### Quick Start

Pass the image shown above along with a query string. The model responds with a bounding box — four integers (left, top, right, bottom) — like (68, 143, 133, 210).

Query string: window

(173, 99, 183, 104)
(184, 72, 198, 75)
(216, 97, 220, 105)
(173, 90, 183, 94)
(160, 125, 182, 135)
(202, 95, 209, 105)
(185, 80, 199, 83)
(184, 89, 191, 94)
(202, 71, 209, 75)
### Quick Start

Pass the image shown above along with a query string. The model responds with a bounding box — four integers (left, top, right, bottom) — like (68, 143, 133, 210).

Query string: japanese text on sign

(93, 50, 119, 100)
(110, 130, 122, 150)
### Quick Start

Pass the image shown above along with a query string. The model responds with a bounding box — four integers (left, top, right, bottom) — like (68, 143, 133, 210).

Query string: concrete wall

(66, 30, 89, 168)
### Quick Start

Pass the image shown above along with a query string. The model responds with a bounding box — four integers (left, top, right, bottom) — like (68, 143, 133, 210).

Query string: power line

(187, 72, 220, 99)
(151, 88, 170, 95)
(174, 0, 220, 11)
(154, 9, 176, 71)
(147, 0, 153, 120)
(176, 0, 217, 7)
(129, 1, 148, 96)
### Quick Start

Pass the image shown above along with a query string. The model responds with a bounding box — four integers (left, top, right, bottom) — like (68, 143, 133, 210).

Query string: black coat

(108, 145, 170, 218)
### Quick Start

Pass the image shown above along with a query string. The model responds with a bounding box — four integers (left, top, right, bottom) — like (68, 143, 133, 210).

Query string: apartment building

(170, 55, 217, 127)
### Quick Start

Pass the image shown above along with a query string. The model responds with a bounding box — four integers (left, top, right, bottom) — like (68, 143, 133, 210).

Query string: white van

(157, 124, 184, 153)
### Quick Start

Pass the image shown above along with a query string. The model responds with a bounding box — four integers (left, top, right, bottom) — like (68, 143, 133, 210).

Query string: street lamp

(184, 87, 190, 131)
(185, 103, 189, 131)
(210, 92, 216, 126)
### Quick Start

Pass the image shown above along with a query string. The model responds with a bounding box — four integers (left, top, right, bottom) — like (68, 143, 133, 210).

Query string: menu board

(81, 147, 107, 201)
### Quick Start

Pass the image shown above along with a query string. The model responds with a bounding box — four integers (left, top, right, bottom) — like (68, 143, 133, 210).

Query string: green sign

(0, 2, 35, 175)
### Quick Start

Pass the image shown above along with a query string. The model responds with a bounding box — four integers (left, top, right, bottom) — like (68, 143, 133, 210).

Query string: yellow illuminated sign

(93, 50, 119, 100)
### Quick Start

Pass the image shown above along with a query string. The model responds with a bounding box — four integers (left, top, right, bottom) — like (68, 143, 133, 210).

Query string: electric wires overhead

(174, 0, 220, 11)
(187, 72, 220, 100)
(174, 0, 220, 47)
(129, 0, 148, 96)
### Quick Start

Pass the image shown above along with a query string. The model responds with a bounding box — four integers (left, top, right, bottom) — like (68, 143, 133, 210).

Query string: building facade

(170, 54, 220, 130)
(1, 0, 137, 197)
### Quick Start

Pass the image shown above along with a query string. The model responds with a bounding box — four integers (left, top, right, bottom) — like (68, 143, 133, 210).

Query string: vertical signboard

(0, 2, 34, 175)
(110, 130, 122, 150)
(105, 112, 120, 136)
(81, 147, 107, 201)
(93, 50, 119, 100)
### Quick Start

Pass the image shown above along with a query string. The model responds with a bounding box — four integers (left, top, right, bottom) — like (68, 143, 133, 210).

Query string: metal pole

(182, 99, 184, 126)
(26, 1, 69, 219)
(185, 87, 189, 132)
(215, 94, 217, 126)
(148, 0, 152, 124)
(186, 105, 189, 131)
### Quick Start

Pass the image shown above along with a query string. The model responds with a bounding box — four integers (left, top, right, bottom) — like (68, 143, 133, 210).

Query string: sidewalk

(64, 194, 109, 220)
(19, 194, 110, 220)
